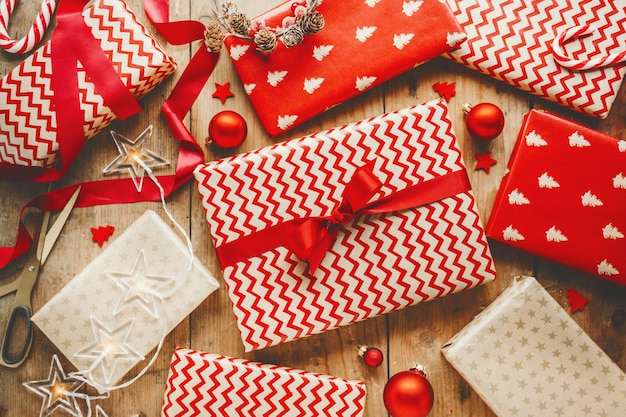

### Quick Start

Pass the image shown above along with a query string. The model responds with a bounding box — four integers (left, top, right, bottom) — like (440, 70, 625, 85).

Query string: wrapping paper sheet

(225, 0, 465, 136)
(194, 100, 496, 351)
(487, 110, 626, 286)
(32, 211, 219, 387)
(444, 0, 626, 118)
(0, 0, 176, 168)
(442, 276, 626, 417)
(161, 348, 367, 417)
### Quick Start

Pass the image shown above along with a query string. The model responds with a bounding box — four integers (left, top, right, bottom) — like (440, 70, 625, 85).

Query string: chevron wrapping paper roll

(486, 110, 626, 286)
(0, 0, 176, 169)
(442, 276, 626, 417)
(161, 348, 367, 417)
(224, 0, 466, 136)
(31, 211, 219, 388)
(444, 0, 626, 119)
(194, 100, 496, 352)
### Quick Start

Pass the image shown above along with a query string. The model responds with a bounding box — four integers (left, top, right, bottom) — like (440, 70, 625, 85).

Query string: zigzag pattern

(195, 101, 496, 351)
(0, 0, 176, 168)
(444, 0, 626, 119)
(162, 349, 367, 417)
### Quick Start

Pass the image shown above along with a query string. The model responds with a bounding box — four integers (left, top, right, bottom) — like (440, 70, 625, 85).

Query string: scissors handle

(0, 305, 33, 368)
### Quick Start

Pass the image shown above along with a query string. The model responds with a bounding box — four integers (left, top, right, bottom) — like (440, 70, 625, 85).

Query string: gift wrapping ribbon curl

(215, 162, 472, 274)
(552, 24, 626, 70)
(0, 0, 216, 268)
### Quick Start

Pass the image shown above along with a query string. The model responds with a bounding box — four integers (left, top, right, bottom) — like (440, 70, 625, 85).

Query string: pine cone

(228, 12, 251, 36)
(254, 29, 277, 54)
(298, 10, 324, 35)
(204, 21, 223, 52)
(281, 25, 304, 48)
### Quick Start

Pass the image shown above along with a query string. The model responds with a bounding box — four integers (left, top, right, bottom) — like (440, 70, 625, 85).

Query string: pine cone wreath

(227, 12, 251, 36)
(281, 25, 304, 48)
(254, 28, 277, 54)
(298, 10, 324, 35)
(204, 21, 223, 52)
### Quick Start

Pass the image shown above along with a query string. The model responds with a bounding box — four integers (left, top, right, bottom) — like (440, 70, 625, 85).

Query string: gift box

(32, 210, 219, 388)
(442, 276, 626, 417)
(486, 110, 626, 286)
(161, 348, 367, 417)
(194, 100, 496, 351)
(0, 0, 177, 169)
(224, 0, 466, 136)
(444, 0, 626, 119)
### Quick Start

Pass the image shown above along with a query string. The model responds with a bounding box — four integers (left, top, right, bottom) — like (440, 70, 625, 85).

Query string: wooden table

(1, 1, 624, 416)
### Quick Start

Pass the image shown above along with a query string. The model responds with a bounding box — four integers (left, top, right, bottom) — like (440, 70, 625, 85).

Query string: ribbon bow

(552, 24, 626, 70)
(215, 162, 471, 274)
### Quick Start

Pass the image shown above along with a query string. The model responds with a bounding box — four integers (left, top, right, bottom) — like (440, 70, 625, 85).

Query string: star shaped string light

(102, 125, 169, 192)
(23, 354, 85, 417)
(74, 317, 144, 385)
(107, 251, 175, 319)
(212, 81, 234, 104)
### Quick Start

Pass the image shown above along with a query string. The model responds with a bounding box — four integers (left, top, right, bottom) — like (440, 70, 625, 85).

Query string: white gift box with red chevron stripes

(194, 100, 496, 352)
(0, 0, 176, 168)
(161, 348, 367, 417)
(444, 0, 626, 119)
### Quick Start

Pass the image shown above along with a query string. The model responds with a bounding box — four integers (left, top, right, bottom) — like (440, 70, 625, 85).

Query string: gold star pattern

(102, 125, 169, 192)
(23, 355, 84, 417)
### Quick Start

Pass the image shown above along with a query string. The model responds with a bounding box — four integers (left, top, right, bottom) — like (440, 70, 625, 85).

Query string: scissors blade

(40, 186, 81, 265)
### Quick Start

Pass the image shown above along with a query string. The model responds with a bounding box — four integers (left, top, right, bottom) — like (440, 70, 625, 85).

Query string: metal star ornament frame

(103, 125, 169, 192)
(23, 354, 85, 417)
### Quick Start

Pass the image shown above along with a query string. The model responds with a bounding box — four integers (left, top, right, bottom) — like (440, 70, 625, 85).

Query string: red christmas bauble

(383, 367, 434, 417)
(463, 102, 504, 141)
(208, 110, 247, 149)
(358, 346, 384, 368)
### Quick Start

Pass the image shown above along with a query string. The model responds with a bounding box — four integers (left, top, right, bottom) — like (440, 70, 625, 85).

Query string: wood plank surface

(0, 1, 624, 416)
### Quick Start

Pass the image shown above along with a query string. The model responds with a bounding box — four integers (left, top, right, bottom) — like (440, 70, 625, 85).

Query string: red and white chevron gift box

(0, 0, 176, 169)
(194, 100, 496, 351)
(161, 348, 367, 417)
(486, 110, 626, 286)
(444, 0, 626, 119)
(224, 0, 466, 136)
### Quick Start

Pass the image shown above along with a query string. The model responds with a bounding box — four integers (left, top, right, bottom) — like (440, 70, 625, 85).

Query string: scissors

(0, 186, 81, 368)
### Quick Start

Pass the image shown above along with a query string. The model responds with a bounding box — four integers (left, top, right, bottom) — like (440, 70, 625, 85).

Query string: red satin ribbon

(215, 164, 472, 274)
(0, 0, 218, 268)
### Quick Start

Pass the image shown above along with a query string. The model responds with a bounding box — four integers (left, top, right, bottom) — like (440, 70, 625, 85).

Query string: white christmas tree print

(365, 0, 381, 6)
(303, 78, 324, 94)
(402, 0, 423, 16)
(598, 259, 619, 276)
(356, 76, 377, 91)
(313, 45, 333, 61)
(603, 223, 624, 239)
(581, 191, 603, 207)
(568, 131, 590, 147)
(229, 44, 249, 61)
(267, 70, 288, 87)
(244, 84, 256, 95)
(356, 26, 377, 42)
(503, 225, 525, 241)
(508, 189, 530, 205)
(613, 172, 626, 189)
(446, 32, 466, 47)
(277, 115, 298, 131)
(619, 141, 626, 152)
(525, 130, 548, 147)
(393, 33, 415, 50)
(546, 226, 568, 242)
(538, 172, 560, 188)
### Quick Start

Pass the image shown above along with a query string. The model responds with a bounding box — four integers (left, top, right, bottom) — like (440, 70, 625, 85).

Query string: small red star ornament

(432, 81, 456, 102)
(212, 82, 234, 104)
(566, 288, 590, 313)
(475, 150, 497, 173)
(91, 225, 115, 247)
